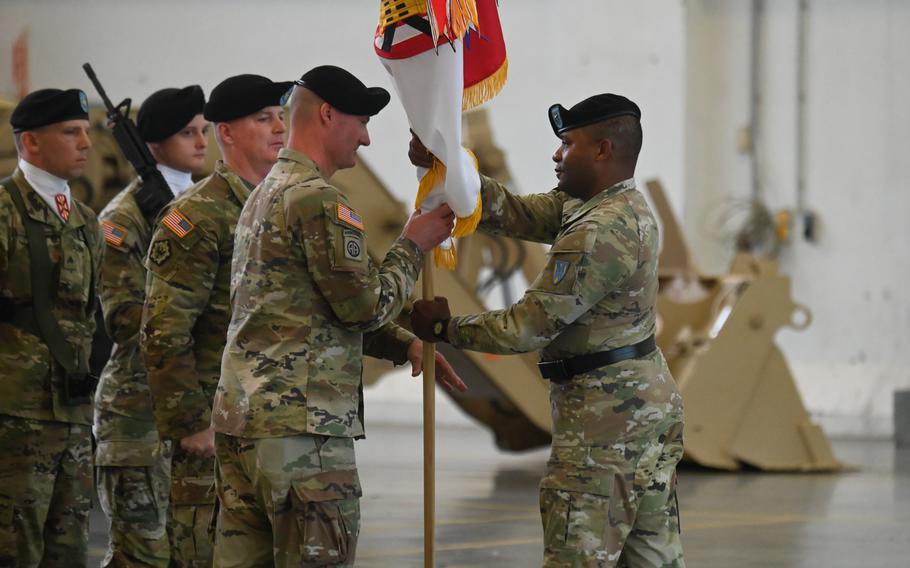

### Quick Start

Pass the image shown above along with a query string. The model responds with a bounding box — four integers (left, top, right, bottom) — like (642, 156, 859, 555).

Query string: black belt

(538, 335, 657, 383)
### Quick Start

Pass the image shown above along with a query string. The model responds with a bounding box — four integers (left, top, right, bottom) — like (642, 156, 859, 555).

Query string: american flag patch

(162, 208, 194, 238)
(102, 220, 128, 247)
(336, 203, 364, 230)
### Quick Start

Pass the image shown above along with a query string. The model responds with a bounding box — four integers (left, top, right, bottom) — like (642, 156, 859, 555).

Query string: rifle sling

(2, 175, 90, 376)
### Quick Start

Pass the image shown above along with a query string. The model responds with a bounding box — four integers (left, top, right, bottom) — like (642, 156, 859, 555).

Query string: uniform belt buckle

(538, 359, 571, 383)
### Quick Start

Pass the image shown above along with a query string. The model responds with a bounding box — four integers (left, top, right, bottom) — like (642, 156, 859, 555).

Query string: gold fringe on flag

(462, 57, 508, 112)
(415, 148, 482, 270)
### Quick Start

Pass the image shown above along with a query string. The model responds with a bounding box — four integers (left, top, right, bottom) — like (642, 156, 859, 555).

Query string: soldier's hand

(410, 297, 452, 342)
(402, 205, 455, 252)
(408, 131, 435, 168)
(407, 339, 468, 392)
(180, 426, 216, 458)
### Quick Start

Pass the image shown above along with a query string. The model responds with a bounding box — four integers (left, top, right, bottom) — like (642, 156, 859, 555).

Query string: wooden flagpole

(422, 256, 436, 567)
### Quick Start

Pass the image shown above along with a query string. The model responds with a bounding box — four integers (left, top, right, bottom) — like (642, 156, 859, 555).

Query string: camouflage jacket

(0, 169, 103, 425)
(213, 149, 419, 439)
(141, 161, 252, 441)
(447, 175, 659, 360)
(448, 175, 685, 473)
(94, 179, 167, 464)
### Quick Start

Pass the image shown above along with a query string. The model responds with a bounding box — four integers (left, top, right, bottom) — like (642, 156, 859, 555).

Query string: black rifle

(82, 62, 172, 221)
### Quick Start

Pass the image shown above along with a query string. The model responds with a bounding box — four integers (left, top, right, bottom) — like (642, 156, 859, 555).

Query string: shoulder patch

(149, 239, 172, 265)
(102, 220, 128, 247)
(553, 259, 571, 285)
(161, 208, 195, 238)
(336, 203, 365, 231)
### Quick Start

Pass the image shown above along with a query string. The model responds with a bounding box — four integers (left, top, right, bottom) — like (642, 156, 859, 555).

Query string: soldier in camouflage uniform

(210, 65, 465, 568)
(140, 74, 293, 567)
(94, 85, 208, 567)
(411, 94, 686, 567)
(0, 89, 103, 567)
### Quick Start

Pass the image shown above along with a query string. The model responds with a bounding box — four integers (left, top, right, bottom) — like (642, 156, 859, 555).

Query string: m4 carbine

(82, 62, 172, 221)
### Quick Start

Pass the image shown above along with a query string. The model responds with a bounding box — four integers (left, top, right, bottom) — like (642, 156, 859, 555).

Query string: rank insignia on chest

(102, 220, 128, 247)
(149, 239, 171, 265)
(553, 259, 571, 285)
(162, 208, 195, 238)
(336, 203, 365, 230)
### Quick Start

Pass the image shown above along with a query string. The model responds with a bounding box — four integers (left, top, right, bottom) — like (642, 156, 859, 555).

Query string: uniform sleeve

(447, 217, 640, 354)
(98, 213, 146, 344)
(477, 174, 567, 244)
(363, 322, 415, 365)
(82, 208, 104, 353)
(292, 188, 424, 334)
(140, 223, 217, 440)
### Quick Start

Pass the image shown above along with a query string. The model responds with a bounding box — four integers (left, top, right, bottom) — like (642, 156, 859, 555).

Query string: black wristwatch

(433, 318, 450, 342)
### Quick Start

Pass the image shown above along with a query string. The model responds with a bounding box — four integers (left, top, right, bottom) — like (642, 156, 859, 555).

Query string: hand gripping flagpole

(421, 256, 436, 567)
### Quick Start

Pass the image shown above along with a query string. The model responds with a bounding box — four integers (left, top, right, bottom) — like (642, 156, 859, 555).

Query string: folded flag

(376, 0, 507, 269)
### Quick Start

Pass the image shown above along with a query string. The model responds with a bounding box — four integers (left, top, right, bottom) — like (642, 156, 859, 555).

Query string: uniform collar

(12, 167, 85, 229)
(563, 177, 636, 227)
(18, 158, 72, 223)
(277, 148, 323, 179)
(214, 160, 253, 204)
(157, 163, 195, 197)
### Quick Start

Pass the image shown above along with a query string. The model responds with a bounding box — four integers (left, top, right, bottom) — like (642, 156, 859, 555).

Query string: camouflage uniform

(141, 161, 253, 567)
(211, 149, 420, 567)
(95, 179, 172, 567)
(0, 169, 103, 567)
(446, 175, 686, 567)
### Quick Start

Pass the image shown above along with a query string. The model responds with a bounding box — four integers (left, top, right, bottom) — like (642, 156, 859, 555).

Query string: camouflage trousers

(0, 415, 93, 568)
(168, 444, 216, 568)
(212, 433, 362, 568)
(95, 442, 172, 567)
(539, 420, 685, 568)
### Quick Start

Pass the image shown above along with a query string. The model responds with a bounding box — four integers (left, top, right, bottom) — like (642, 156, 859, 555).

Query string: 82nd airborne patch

(343, 228, 364, 261)
(149, 239, 171, 266)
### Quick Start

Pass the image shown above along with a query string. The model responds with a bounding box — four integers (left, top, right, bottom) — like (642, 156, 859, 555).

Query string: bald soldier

(410, 95, 686, 567)
(140, 74, 292, 567)
(0, 89, 103, 566)
(211, 65, 466, 567)
(94, 85, 208, 567)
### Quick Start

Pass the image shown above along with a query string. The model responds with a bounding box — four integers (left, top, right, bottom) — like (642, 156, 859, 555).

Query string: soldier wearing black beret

(1, 88, 103, 566)
(409, 93, 687, 567)
(93, 83, 208, 567)
(140, 73, 291, 567)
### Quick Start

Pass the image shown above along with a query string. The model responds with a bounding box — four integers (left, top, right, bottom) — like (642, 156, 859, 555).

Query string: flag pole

(422, 255, 436, 567)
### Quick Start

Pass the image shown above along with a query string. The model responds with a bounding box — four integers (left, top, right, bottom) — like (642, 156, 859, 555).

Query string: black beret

(295, 65, 390, 116)
(548, 93, 641, 136)
(137, 85, 205, 142)
(10, 88, 89, 133)
(204, 74, 294, 123)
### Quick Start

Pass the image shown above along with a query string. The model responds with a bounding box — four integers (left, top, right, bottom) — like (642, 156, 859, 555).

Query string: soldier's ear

(318, 102, 333, 126)
(594, 137, 613, 162)
(19, 130, 41, 155)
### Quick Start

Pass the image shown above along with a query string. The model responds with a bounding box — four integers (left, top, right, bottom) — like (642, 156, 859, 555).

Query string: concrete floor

(88, 425, 910, 567)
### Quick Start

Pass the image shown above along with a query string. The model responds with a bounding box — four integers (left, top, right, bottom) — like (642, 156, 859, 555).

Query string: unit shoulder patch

(149, 239, 172, 266)
(336, 203, 365, 231)
(343, 228, 364, 261)
(161, 208, 195, 238)
(102, 220, 129, 247)
(553, 259, 571, 285)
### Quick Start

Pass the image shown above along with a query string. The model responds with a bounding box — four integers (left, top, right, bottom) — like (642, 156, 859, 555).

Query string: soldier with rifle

(0, 87, 103, 566)
(85, 64, 208, 566)
(140, 74, 292, 566)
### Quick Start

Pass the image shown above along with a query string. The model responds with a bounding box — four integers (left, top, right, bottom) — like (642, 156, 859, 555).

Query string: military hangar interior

(1, 0, 908, 566)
